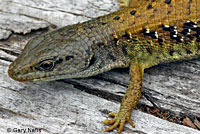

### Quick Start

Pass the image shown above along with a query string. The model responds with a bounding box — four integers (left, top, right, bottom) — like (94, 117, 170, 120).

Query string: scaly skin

(8, 0, 200, 133)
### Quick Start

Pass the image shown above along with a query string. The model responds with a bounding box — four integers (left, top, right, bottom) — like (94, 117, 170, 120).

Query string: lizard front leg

(103, 63, 144, 134)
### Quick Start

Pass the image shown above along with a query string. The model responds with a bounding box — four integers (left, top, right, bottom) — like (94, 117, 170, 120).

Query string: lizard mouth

(8, 65, 84, 83)
(8, 67, 51, 83)
(8, 68, 30, 83)
(8, 63, 38, 83)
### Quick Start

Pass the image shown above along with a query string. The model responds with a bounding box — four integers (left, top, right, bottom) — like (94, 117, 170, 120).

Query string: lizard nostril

(7, 68, 28, 83)
(8, 63, 22, 81)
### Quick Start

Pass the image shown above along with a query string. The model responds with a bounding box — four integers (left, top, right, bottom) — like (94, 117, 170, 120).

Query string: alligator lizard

(8, 0, 200, 133)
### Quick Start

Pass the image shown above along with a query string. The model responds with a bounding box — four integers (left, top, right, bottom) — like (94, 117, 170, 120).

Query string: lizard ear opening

(88, 55, 96, 68)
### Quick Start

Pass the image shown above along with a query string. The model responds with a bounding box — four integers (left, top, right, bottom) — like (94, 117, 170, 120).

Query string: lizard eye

(35, 59, 55, 71)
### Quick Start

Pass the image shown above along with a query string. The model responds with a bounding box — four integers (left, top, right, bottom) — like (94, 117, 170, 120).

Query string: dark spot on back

(162, 25, 174, 31)
(142, 28, 157, 39)
(65, 56, 74, 61)
(168, 11, 171, 14)
(146, 47, 152, 55)
(186, 49, 192, 54)
(114, 16, 120, 20)
(122, 33, 131, 39)
(181, 21, 196, 35)
(130, 10, 136, 15)
(170, 35, 182, 43)
(158, 38, 163, 43)
(162, 25, 183, 42)
(181, 28, 190, 35)
(98, 22, 107, 25)
(113, 37, 119, 44)
(183, 21, 195, 28)
(165, 0, 171, 4)
(147, 4, 152, 9)
(195, 27, 200, 35)
(158, 38, 164, 46)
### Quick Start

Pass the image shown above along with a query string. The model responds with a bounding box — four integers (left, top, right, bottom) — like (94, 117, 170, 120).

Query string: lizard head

(8, 25, 128, 83)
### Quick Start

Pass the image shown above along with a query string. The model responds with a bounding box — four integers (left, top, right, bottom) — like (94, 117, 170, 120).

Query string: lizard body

(8, 0, 200, 133)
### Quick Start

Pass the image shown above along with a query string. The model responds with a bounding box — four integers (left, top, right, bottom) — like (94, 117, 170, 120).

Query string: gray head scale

(8, 25, 128, 83)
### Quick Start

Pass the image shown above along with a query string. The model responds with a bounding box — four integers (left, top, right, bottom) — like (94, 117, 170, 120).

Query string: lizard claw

(102, 112, 135, 134)
(108, 112, 117, 117)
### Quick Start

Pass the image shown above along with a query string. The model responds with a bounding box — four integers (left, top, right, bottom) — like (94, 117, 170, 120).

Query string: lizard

(8, 0, 200, 133)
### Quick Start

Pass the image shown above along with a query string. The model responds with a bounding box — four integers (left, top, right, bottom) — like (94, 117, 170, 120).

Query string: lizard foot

(102, 112, 135, 134)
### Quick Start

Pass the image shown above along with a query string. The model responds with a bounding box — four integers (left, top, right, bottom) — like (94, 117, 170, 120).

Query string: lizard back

(78, 0, 200, 68)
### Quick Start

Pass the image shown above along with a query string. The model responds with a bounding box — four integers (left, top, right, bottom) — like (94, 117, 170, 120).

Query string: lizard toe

(104, 121, 120, 132)
(102, 119, 115, 124)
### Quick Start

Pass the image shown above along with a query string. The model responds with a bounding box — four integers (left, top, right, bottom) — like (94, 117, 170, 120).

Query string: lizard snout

(8, 62, 30, 83)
